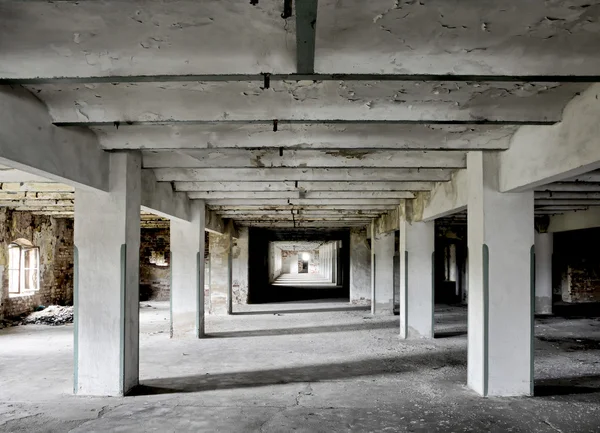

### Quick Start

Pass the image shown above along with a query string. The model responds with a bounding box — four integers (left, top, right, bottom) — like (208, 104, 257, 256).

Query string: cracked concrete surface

(0, 301, 599, 432)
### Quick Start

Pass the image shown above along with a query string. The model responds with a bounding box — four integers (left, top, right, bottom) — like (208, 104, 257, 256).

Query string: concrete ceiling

(1, 0, 600, 227)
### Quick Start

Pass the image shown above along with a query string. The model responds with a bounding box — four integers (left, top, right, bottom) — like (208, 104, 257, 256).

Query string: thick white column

(170, 201, 206, 338)
(399, 215, 435, 339)
(535, 231, 553, 315)
(372, 231, 395, 315)
(467, 152, 535, 397)
(74, 152, 141, 396)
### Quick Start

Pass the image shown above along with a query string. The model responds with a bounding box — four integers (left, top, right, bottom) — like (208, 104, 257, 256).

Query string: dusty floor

(1, 300, 599, 432)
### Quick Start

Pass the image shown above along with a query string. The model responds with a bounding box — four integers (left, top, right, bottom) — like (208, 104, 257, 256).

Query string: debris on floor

(22, 305, 74, 326)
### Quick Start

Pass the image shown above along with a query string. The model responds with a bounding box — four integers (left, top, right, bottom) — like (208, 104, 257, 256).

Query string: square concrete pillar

(170, 201, 206, 338)
(331, 241, 338, 284)
(399, 210, 435, 339)
(467, 152, 534, 397)
(371, 228, 395, 315)
(208, 224, 232, 315)
(74, 152, 141, 396)
(535, 231, 553, 315)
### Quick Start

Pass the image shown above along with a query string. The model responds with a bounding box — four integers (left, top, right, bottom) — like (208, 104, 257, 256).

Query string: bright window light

(302, 252, 310, 261)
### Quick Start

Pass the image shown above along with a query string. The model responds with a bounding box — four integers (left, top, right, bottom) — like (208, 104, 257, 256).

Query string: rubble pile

(22, 305, 74, 326)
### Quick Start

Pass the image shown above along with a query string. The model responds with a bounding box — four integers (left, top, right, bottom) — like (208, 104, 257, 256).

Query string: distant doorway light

(302, 252, 310, 261)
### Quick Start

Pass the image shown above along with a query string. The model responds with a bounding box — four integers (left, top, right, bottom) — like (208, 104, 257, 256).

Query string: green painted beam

(296, 0, 318, 74)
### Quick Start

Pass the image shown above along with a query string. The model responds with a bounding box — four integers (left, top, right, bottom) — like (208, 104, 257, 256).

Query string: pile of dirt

(22, 305, 74, 326)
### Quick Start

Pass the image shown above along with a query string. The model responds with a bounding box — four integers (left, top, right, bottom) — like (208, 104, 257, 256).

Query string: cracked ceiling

(1, 0, 600, 227)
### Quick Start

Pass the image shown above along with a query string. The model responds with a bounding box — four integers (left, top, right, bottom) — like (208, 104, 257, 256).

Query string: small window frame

(8, 239, 40, 296)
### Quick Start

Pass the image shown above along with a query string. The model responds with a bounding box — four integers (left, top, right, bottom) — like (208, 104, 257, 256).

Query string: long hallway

(1, 301, 599, 432)
(272, 273, 340, 288)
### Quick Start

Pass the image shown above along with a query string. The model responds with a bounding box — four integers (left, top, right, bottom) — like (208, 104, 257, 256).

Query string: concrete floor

(1, 301, 599, 432)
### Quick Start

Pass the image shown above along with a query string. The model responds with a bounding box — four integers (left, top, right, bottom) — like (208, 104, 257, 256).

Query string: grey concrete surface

(1, 301, 599, 432)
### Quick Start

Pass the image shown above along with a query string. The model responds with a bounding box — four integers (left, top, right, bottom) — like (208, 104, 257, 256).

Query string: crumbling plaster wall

(350, 227, 371, 305)
(281, 250, 299, 274)
(139, 227, 170, 301)
(0, 209, 74, 319)
(232, 226, 249, 305)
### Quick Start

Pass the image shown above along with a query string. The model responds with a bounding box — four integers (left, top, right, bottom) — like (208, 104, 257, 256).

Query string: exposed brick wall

(555, 228, 600, 304)
(0, 209, 74, 319)
(139, 227, 170, 301)
(565, 260, 600, 303)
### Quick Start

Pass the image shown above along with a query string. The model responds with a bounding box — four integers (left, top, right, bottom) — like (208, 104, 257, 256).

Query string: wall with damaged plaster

(0, 209, 74, 319)
(232, 226, 249, 305)
(350, 227, 371, 305)
(139, 227, 170, 302)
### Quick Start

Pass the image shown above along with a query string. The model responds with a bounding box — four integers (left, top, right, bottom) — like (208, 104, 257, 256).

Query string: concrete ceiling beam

(208, 205, 398, 211)
(96, 124, 513, 151)
(175, 181, 435, 192)
(0, 86, 108, 191)
(140, 169, 190, 222)
(548, 207, 600, 233)
(535, 192, 600, 200)
(535, 200, 600, 206)
(205, 199, 402, 206)
(188, 191, 414, 200)
(153, 168, 453, 182)
(414, 169, 469, 222)
(500, 85, 600, 192)
(237, 221, 369, 227)
(6, 74, 599, 86)
(565, 171, 600, 183)
(143, 149, 466, 169)
(536, 182, 600, 192)
(27, 80, 581, 124)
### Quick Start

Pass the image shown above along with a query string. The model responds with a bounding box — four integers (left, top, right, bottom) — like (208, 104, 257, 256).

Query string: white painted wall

(282, 253, 299, 274)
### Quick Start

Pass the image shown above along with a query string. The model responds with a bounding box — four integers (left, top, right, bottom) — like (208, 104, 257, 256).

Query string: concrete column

(372, 231, 395, 315)
(74, 152, 141, 396)
(331, 241, 338, 284)
(399, 215, 435, 339)
(170, 201, 206, 338)
(535, 231, 553, 315)
(325, 244, 330, 281)
(350, 227, 371, 304)
(467, 152, 534, 397)
(208, 227, 232, 315)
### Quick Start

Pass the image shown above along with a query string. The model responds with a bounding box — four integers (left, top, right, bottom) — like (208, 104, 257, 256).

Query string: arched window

(8, 239, 40, 296)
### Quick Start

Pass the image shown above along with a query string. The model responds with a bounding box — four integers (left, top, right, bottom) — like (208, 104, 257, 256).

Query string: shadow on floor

(434, 330, 468, 339)
(535, 375, 600, 396)
(551, 302, 600, 318)
(206, 319, 398, 338)
(233, 305, 369, 316)
(130, 350, 465, 396)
